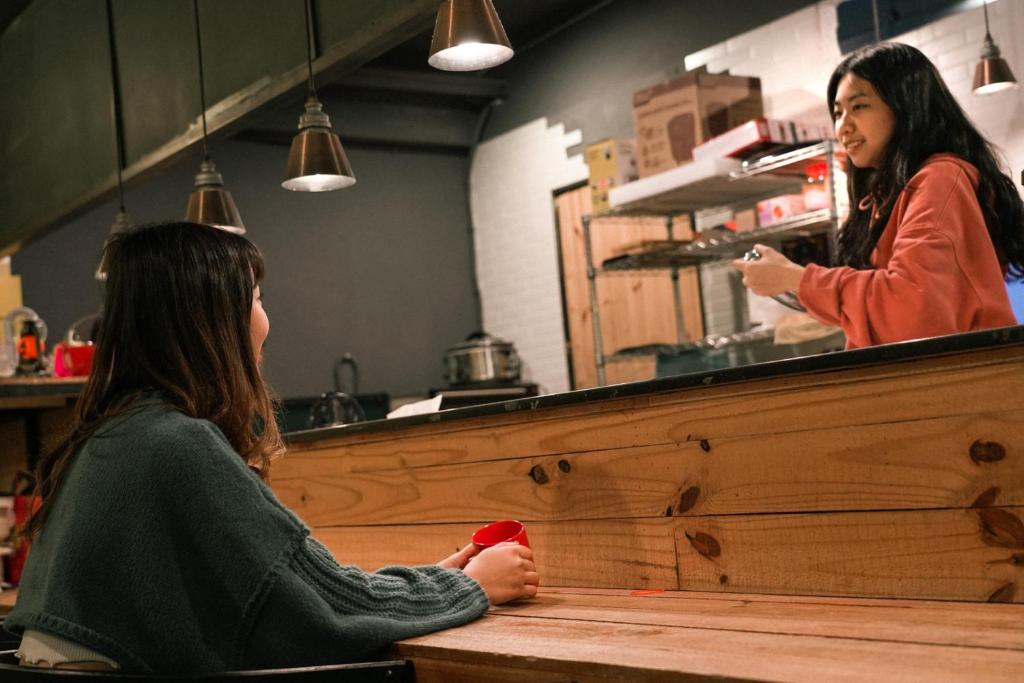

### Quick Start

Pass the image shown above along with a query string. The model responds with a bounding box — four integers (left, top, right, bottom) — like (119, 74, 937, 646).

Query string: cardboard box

(632, 68, 762, 178)
(0, 274, 23, 345)
(585, 138, 637, 214)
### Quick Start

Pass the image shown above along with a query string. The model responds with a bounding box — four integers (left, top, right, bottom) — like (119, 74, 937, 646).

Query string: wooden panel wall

(273, 345, 1024, 602)
(554, 187, 703, 388)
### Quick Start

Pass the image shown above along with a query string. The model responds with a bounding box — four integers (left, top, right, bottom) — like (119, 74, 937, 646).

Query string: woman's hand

(732, 244, 805, 296)
(462, 542, 539, 605)
(437, 543, 480, 570)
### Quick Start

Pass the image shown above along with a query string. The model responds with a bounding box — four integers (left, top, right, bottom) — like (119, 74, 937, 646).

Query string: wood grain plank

(313, 519, 681, 590)
(278, 353, 1024, 473)
(312, 506, 1024, 601)
(394, 613, 1024, 683)
(274, 410, 1022, 526)
(555, 188, 702, 390)
(408, 657, 638, 683)
(485, 589, 1024, 650)
(675, 506, 1024, 602)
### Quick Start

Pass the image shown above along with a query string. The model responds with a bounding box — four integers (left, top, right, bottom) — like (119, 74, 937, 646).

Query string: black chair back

(0, 651, 414, 682)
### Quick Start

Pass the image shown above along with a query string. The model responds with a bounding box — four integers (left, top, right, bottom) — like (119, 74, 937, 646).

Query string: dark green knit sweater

(5, 401, 489, 673)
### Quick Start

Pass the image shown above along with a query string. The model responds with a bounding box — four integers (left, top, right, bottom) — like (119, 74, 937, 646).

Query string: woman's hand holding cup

(462, 542, 539, 605)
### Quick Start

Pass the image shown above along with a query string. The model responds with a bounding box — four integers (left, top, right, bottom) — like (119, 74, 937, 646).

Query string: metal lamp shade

(973, 56, 1018, 95)
(184, 159, 245, 234)
(282, 128, 356, 192)
(94, 208, 132, 281)
(428, 0, 512, 72)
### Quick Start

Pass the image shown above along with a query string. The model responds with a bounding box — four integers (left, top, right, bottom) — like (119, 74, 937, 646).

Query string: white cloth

(17, 629, 119, 670)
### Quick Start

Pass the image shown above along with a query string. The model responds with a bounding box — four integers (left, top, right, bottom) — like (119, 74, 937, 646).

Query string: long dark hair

(24, 222, 283, 539)
(827, 42, 1024, 279)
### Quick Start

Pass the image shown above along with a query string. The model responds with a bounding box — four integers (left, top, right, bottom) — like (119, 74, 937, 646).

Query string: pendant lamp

(428, 0, 513, 72)
(96, 0, 132, 282)
(282, 0, 356, 192)
(972, 0, 1018, 95)
(184, 0, 245, 233)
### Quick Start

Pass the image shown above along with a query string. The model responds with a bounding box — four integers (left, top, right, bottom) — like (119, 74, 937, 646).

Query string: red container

(471, 519, 530, 549)
(53, 343, 95, 377)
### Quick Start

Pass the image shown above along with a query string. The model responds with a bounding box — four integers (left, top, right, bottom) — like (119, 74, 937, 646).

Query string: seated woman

(733, 42, 1023, 348)
(5, 222, 539, 673)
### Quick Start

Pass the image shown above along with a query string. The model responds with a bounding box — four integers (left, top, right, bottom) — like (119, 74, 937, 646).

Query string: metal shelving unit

(584, 141, 841, 384)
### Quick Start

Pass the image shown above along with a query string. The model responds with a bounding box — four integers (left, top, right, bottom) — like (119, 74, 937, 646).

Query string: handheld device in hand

(742, 248, 807, 312)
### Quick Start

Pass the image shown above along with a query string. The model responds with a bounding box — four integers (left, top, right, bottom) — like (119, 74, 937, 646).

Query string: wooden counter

(271, 327, 1024, 680)
(0, 376, 83, 410)
(396, 587, 1023, 682)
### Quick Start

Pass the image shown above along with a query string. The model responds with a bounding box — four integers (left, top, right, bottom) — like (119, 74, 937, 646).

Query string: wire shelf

(600, 209, 833, 272)
(606, 327, 778, 362)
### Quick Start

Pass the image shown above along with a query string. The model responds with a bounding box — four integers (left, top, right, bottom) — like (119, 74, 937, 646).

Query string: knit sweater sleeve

(798, 161, 981, 347)
(241, 535, 489, 668)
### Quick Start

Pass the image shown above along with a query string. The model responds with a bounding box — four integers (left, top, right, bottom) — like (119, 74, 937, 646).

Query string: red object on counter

(53, 343, 95, 378)
(471, 519, 530, 549)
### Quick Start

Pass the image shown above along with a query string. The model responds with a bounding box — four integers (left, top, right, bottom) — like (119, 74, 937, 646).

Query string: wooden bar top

(0, 376, 84, 409)
(396, 587, 1024, 682)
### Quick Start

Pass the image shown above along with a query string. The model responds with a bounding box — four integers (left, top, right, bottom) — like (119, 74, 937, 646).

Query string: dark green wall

(0, 0, 436, 256)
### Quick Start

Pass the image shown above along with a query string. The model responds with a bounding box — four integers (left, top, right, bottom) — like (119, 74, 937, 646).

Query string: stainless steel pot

(444, 332, 521, 385)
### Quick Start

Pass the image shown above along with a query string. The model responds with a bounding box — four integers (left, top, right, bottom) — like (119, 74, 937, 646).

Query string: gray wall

(11, 96, 480, 400)
(0, 0, 438, 255)
(483, 0, 818, 144)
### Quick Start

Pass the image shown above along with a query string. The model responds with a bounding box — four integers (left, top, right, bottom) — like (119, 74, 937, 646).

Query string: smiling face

(832, 73, 897, 169)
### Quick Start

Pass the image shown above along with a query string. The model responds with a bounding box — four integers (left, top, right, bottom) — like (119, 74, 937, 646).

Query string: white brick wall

(471, 0, 1024, 388)
(684, 0, 1024, 179)
(687, 2, 843, 129)
(469, 119, 587, 394)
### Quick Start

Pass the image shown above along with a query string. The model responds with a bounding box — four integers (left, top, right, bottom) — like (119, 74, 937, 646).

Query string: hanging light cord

(871, 0, 881, 44)
(304, 0, 318, 99)
(104, 0, 126, 212)
(982, 0, 992, 40)
(193, 0, 210, 161)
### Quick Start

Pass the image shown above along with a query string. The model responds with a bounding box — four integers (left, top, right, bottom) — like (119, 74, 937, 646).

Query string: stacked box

(585, 138, 637, 214)
(632, 67, 763, 178)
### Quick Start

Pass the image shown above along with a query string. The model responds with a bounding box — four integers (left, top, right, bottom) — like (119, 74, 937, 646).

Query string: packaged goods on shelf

(731, 208, 757, 232)
(756, 194, 806, 227)
(632, 67, 762, 178)
(585, 139, 637, 214)
(692, 117, 832, 162)
(802, 182, 830, 211)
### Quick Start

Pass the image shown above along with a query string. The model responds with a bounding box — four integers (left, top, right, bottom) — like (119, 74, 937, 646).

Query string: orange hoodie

(798, 154, 1017, 349)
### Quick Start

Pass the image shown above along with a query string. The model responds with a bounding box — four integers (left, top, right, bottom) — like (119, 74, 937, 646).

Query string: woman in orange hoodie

(733, 42, 1023, 348)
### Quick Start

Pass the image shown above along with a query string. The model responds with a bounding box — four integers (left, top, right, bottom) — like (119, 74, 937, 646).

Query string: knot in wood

(970, 440, 1006, 465)
(529, 465, 549, 485)
(557, 459, 572, 473)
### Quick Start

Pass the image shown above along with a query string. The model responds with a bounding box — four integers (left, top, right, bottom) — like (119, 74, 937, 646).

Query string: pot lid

(448, 331, 514, 351)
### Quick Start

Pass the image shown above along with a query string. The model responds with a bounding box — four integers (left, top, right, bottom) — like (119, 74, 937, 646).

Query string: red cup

(471, 519, 530, 549)
(60, 343, 95, 377)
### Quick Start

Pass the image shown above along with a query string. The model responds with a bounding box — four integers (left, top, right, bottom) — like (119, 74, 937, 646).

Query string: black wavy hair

(25, 222, 283, 539)
(827, 42, 1024, 280)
